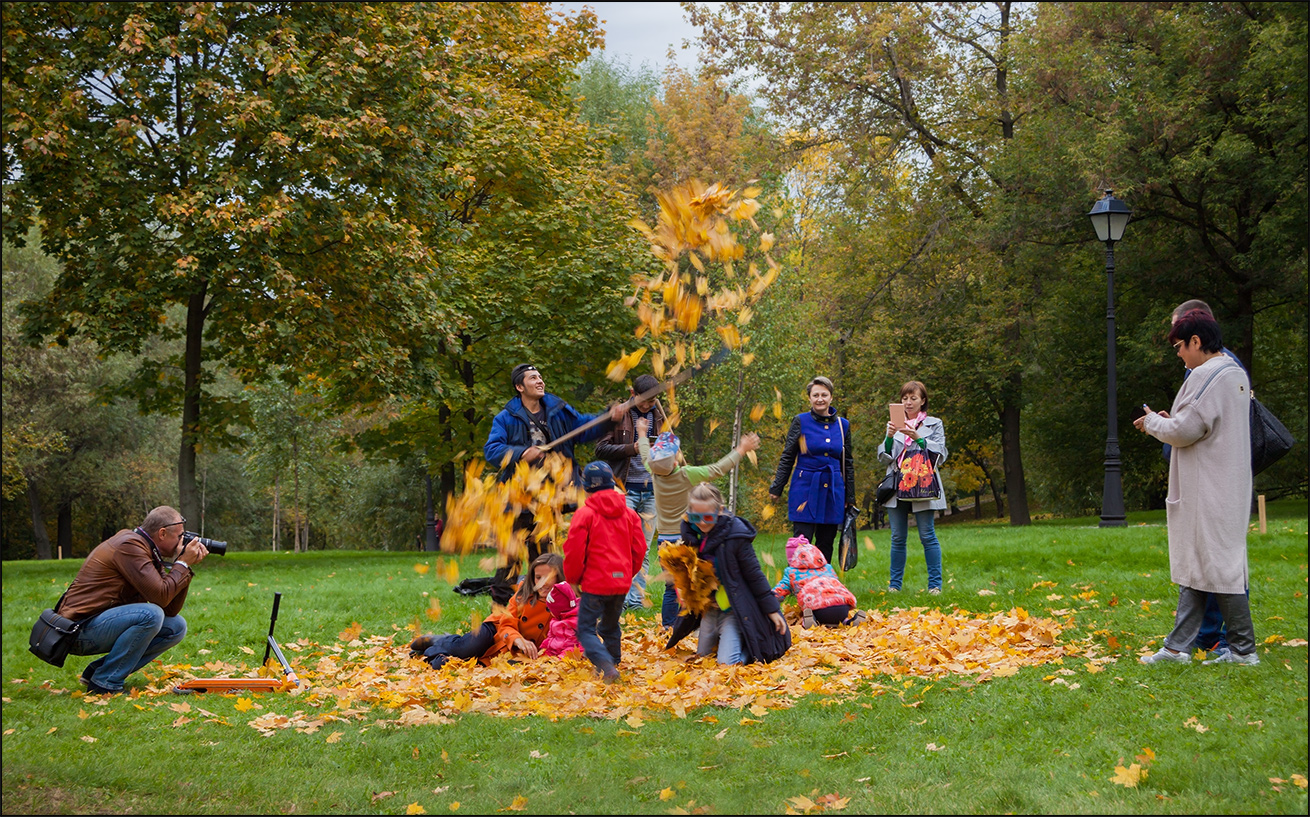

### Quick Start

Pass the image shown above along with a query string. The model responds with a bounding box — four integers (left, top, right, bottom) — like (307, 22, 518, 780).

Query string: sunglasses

(686, 511, 719, 526)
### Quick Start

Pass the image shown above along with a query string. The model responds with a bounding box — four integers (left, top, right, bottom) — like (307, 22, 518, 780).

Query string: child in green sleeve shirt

(635, 417, 759, 625)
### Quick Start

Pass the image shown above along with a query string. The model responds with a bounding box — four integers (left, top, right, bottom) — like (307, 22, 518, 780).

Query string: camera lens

(182, 531, 227, 556)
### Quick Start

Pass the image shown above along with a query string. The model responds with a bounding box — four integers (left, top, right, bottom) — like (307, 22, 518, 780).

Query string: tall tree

(3, 3, 481, 524)
(691, 1, 1039, 524)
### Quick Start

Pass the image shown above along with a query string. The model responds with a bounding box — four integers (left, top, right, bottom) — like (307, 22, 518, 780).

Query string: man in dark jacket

(58, 506, 210, 695)
(595, 373, 666, 609)
(483, 364, 624, 566)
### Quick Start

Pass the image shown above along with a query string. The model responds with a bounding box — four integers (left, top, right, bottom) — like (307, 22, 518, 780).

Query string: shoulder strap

(1191, 360, 1244, 402)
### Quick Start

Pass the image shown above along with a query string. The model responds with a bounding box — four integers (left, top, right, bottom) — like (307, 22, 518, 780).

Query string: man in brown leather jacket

(58, 506, 210, 695)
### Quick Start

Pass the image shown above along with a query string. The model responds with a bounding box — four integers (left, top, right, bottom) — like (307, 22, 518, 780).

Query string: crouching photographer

(52, 506, 223, 695)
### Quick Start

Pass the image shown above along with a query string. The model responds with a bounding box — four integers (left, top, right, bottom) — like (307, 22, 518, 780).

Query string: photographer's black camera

(182, 531, 227, 556)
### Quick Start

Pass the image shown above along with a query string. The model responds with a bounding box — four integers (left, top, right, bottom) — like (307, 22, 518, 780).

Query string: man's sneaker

(887, 586, 900, 593)
(83, 680, 121, 696)
(1203, 649, 1259, 666)
(601, 668, 621, 684)
(801, 609, 815, 629)
(1139, 647, 1190, 665)
(928, 587, 941, 595)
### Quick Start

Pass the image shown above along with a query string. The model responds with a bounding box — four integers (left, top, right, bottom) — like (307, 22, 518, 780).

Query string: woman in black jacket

(665, 484, 791, 665)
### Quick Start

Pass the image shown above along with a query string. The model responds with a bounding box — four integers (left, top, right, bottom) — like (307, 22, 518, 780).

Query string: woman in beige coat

(1134, 310, 1257, 666)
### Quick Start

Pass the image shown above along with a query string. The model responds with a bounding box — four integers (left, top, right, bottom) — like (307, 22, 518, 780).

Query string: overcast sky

(558, 2, 719, 70)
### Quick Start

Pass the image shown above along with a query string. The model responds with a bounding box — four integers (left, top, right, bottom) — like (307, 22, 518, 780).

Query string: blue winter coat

(483, 394, 610, 482)
(769, 410, 853, 525)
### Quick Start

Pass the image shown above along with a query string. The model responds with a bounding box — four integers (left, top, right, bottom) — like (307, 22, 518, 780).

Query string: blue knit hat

(581, 461, 615, 492)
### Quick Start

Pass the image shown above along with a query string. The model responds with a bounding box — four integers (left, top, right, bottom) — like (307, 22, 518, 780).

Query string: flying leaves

(620, 179, 782, 412)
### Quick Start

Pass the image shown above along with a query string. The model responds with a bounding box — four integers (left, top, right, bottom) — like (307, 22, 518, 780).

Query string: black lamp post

(1088, 189, 1132, 527)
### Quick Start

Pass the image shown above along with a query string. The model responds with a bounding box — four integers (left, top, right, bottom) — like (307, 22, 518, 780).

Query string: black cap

(511, 364, 538, 392)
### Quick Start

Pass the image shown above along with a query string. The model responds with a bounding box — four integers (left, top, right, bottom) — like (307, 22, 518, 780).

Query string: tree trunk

(292, 432, 302, 553)
(424, 474, 439, 551)
(272, 474, 280, 552)
(179, 283, 209, 524)
(1000, 378, 1030, 525)
(27, 478, 52, 560)
(57, 499, 72, 560)
(728, 369, 745, 514)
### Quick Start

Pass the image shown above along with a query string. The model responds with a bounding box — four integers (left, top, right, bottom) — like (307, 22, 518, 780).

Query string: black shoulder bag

(837, 416, 859, 572)
(29, 590, 82, 668)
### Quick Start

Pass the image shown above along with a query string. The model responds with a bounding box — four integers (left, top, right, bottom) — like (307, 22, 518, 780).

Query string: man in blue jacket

(484, 364, 624, 567)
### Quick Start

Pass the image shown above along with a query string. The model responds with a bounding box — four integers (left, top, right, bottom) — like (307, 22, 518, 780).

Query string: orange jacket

(484, 594, 551, 660)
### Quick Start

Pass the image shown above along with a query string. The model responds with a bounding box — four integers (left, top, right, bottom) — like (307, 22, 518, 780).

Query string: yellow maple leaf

(449, 803, 460, 811)
(426, 598, 443, 622)
(234, 697, 255, 713)
(749, 404, 765, 422)
(505, 794, 528, 811)
(407, 804, 427, 814)
(660, 788, 676, 801)
(339, 622, 363, 642)
(760, 504, 775, 521)
(325, 731, 343, 744)
(1110, 764, 1146, 788)
(1291, 774, 1307, 788)
(414, 563, 431, 575)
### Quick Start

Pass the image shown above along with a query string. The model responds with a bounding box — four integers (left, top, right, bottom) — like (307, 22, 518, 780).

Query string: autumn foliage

(125, 606, 1080, 731)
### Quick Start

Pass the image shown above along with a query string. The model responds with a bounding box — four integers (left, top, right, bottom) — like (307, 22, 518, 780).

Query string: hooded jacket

(773, 542, 857, 611)
(562, 488, 647, 595)
(541, 581, 583, 657)
(484, 393, 611, 483)
(666, 515, 791, 664)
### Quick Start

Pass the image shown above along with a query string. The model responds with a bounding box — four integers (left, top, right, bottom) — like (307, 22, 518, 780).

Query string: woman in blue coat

(769, 376, 854, 565)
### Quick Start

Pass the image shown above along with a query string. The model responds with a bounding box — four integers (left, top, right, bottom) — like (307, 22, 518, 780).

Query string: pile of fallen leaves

(130, 606, 1086, 733)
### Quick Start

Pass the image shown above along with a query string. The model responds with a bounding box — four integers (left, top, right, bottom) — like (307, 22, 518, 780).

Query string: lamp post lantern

(1088, 189, 1132, 527)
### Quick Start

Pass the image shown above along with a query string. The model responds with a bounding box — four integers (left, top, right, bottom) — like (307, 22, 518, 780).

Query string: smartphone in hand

(1128, 404, 1148, 423)
(889, 402, 906, 429)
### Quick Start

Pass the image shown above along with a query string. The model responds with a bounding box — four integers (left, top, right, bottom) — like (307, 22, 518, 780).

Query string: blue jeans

(577, 592, 624, 674)
(697, 605, 744, 665)
(70, 603, 188, 692)
(888, 505, 942, 590)
(624, 486, 657, 608)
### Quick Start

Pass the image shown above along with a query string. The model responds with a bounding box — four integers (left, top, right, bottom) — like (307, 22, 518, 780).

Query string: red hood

(581, 488, 628, 518)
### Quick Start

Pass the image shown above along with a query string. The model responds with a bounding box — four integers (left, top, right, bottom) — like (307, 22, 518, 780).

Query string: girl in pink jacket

(541, 581, 583, 657)
(773, 537, 867, 628)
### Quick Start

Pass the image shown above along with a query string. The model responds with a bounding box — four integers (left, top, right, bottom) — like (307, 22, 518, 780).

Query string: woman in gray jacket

(878, 380, 947, 594)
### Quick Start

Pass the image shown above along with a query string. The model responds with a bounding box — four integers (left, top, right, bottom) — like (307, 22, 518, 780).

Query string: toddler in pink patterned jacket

(774, 536, 867, 628)
(541, 581, 583, 657)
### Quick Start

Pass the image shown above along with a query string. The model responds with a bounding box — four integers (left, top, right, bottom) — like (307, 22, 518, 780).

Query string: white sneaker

(1139, 647, 1190, 665)
(928, 587, 941, 596)
(1202, 650, 1259, 666)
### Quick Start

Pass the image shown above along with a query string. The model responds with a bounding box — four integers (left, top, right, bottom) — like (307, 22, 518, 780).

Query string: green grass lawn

(3, 500, 1306, 815)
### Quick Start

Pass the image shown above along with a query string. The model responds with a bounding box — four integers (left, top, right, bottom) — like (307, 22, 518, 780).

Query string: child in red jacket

(564, 461, 647, 682)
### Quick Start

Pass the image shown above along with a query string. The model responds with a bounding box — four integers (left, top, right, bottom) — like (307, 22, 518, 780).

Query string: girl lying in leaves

(410, 553, 562, 669)
(773, 535, 868, 629)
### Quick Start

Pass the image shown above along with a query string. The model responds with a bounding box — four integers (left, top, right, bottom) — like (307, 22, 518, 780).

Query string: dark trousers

(792, 522, 838, 565)
(1194, 589, 1250, 652)
(420, 620, 497, 669)
(1165, 586, 1255, 656)
(577, 592, 624, 673)
(811, 604, 852, 626)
